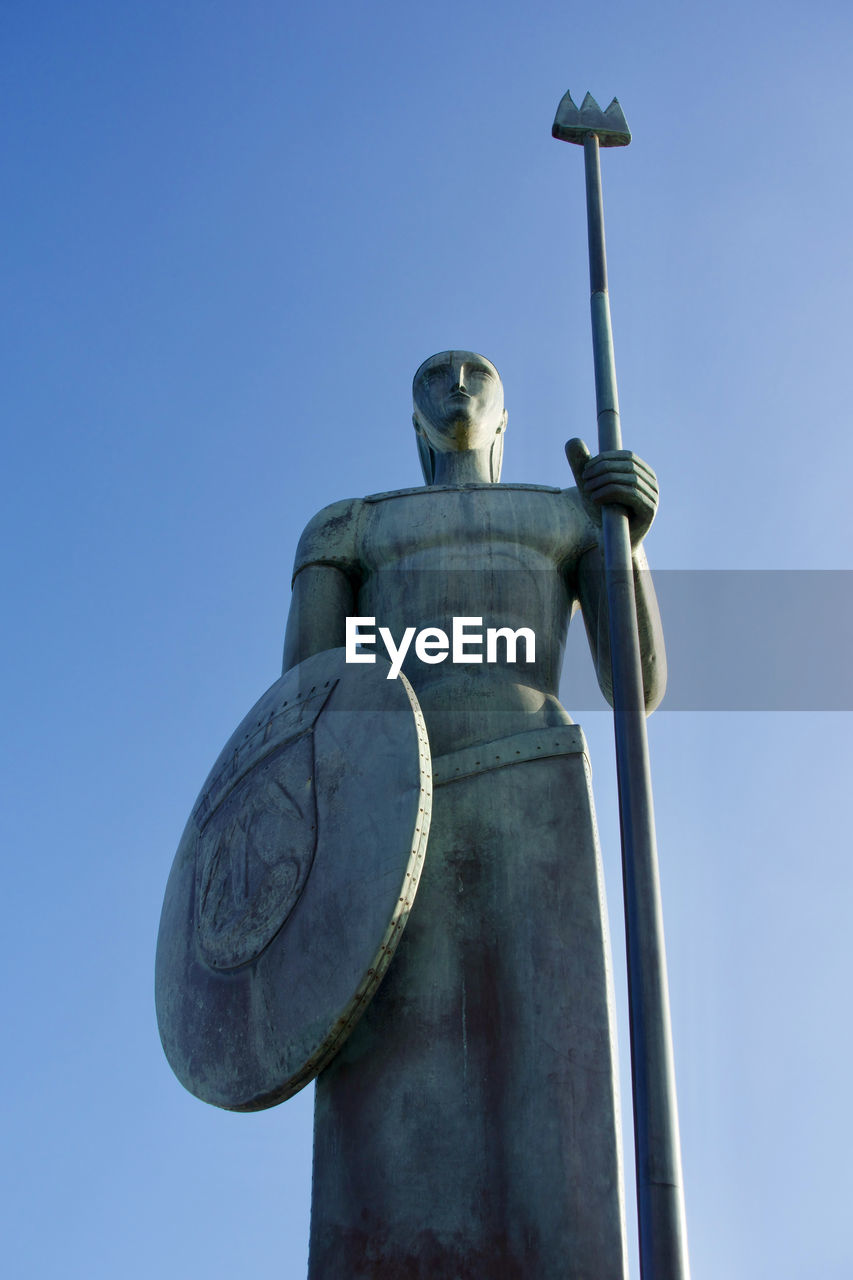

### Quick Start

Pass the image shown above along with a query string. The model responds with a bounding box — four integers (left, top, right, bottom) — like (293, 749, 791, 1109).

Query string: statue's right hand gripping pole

(553, 90, 690, 1280)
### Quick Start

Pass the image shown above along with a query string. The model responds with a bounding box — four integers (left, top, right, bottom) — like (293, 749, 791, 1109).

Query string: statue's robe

(289, 483, 630, 1279)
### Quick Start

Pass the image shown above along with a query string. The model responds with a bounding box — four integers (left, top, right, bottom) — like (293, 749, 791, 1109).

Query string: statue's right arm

(281, 498, 362, 673)
(282, 566, 356, 671)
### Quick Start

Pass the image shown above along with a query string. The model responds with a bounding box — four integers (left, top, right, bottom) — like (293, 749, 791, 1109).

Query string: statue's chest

(359, 484, 580, 574)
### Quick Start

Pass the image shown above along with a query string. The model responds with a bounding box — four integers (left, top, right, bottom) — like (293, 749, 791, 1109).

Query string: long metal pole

(582, 131, 690, 1280)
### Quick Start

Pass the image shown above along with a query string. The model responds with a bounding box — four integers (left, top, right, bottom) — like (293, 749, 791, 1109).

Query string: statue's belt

(431, 725, 588, 787)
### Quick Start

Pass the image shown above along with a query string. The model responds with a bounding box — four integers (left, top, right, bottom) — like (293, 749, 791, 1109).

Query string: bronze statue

(282, 350, 664, 1277)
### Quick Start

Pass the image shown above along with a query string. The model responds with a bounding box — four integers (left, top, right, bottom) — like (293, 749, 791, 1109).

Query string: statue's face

(413, 350, 506, 452)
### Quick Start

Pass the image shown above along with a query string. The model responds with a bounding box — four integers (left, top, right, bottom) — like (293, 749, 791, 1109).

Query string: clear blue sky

(3, 2, 853, 1276)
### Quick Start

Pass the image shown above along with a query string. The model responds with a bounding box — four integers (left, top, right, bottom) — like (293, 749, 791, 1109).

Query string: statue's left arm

(567, 441, 667, 713)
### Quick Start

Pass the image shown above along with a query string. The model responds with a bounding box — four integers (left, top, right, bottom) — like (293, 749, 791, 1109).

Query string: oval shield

(155, 647, 432, 1111)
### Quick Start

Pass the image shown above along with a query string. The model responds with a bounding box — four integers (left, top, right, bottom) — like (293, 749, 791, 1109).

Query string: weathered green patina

(284, 350, 664, 1277)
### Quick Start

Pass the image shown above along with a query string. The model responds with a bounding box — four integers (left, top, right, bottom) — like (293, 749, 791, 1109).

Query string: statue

(282, 350, 666, 1278)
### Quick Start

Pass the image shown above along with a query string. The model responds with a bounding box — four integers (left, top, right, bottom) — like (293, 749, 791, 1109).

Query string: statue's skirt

(309, 725, 629, 1280)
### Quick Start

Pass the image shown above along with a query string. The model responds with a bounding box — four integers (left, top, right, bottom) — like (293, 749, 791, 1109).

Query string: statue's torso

(294, 482, 598, 753)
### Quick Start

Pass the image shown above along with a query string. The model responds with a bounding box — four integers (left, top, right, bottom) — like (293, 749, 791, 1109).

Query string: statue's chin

(433, 421, 492, 453)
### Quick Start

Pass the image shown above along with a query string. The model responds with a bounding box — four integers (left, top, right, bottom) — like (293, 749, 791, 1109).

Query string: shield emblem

(195, 722, 319, 971)
(155, 647, 432, 1111)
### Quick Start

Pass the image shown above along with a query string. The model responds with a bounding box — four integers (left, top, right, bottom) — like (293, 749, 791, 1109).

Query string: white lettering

(415, 627, 450, 664)
(344, 617, 538, 677)
(486, 626, 536, 664)
(452, 617, 483, 663)
(378, 626, 416, 680)
(345, 616, 376, 663)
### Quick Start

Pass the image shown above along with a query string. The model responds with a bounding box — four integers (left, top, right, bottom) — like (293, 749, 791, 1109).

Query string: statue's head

(412, 350, 507, 484)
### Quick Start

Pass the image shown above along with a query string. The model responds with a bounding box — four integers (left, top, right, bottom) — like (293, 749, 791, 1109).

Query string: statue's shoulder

(558, 484, 589, 516)
(361, 481, 570, 502)
(362, 483, 439, 502)
(557, 484, 600, 560)
(358, 481, 595, 545)
(292, 496, 364, 581)
(488, 481, 594, 525)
